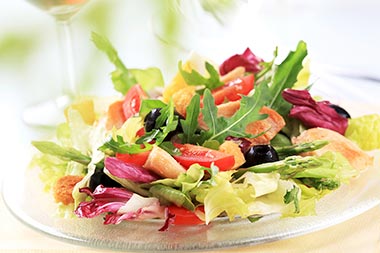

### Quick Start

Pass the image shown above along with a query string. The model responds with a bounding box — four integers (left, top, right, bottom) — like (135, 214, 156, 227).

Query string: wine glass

(22, 0, 90, 127)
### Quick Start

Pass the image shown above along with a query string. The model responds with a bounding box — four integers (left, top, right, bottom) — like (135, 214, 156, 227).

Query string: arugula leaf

(180, 94, 201, 143)
(178, 61, 223, 91)
(255, 46, 278, 82)
(159, 141, 181, 156)
(98, 135, 152, 155)
(267, 41, 308, 116)
(199, 89, 267, 144)
(32, 141, 91, 166)
(91, 32, 137, 95)
(284, 186, 300, 213)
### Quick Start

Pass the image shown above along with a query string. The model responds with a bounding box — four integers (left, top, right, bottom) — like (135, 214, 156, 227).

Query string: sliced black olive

(89, 168, 121, 191)
(144, 108, 185, 133)
(329, 104, 351, 118)
(243, 144, 279, 167)
(144, 108, 162, 132)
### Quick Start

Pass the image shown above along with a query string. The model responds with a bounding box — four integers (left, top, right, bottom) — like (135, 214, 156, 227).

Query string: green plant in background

(0, 33, 39, 68)
(199, 0, 241, 24)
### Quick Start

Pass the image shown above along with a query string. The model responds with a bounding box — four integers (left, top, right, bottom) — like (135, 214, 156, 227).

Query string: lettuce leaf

(345, 114, 380, 150)
(202, 171, 254, 223)
(92, 32, 164, 95)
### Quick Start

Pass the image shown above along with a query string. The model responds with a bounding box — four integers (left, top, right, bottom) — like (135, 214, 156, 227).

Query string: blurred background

(0, 0, 379, 176)
(1, 0, 380, 106)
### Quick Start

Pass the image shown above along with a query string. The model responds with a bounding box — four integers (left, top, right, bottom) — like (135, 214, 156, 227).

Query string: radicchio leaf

(219, 48, 263, 75)
(104, 157, 158, 183)
(75, 186, 165, 227)
(103, 194, 165, 225)
(74, 185, 133, 218)
(282, 89, 348, 135)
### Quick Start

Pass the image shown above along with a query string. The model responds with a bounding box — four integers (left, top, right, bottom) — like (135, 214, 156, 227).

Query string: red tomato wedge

(173, 143, 235, 171)
(212, 74, 254, 105)
(168, 206, 204, 225)
(115, 151, 151, 167)
(122, 84, 147, 120)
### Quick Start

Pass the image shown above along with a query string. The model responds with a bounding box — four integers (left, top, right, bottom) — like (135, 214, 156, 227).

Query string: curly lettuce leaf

(345, 114, 380, 151)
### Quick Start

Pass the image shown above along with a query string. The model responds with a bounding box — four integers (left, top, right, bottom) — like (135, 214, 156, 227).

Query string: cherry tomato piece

(173, 143, 235, 171)
(116, 151, 151, 167)
(122, 84, 147, 120)
(168, 206, 204, 225)
(212, 74, 254, 105)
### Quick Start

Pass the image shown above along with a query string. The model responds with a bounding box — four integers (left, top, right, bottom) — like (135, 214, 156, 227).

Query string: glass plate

(3, 154, 380, 252)
(3, 73, 380, 251)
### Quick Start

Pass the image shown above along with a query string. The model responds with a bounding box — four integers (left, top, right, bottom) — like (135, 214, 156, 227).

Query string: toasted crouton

(292, 127, 373, 170)
(245, 106, 286, 145)
(212, 103, 285, 145)
(219, 140, 245, 169)
(54, 175, 84, 205)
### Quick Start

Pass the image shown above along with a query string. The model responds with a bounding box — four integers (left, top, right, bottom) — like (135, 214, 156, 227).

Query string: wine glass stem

(56, 19, 77, 100)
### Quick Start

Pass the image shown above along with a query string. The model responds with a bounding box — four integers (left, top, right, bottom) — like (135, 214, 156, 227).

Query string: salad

(31, 32, 378, 231)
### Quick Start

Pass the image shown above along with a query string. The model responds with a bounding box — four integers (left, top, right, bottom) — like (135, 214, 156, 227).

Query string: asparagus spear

(274, 140, 329, 159)
(234, 155, 323, 179)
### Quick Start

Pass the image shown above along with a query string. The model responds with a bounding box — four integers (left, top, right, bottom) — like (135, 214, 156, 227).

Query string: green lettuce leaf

(130, 67, 165, 91)
(345, 114, 380, 151)
(92, 32, 164, 95)
(201, 171, 254, 224)
(260, 41, 308, 117)
(152, 164, 205, 193)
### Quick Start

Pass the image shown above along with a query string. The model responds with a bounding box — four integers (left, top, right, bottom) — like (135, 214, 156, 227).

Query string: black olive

(89, 168, 122, 191)
(329, 104, 351, 119)
(144, 108, 185, 134)
(243, 144, 279, 167)
(144, 108, 162, 132)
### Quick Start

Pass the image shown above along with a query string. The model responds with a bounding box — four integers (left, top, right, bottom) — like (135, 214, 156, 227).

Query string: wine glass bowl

(23, 0, 90, 127)
(26, 0, 89, 21)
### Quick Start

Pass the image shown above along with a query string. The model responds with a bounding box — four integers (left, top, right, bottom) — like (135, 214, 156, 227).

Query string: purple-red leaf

(282, 89, 348, 135)
(75, 185, 133, 218)
(219, 48, 263, 75)
(103, 194, 165, 225)
(75, 186, 165, 226)
(105, 157, 158, 183)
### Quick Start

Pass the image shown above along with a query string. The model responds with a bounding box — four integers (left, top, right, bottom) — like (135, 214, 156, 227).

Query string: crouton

(54, 175, 84, 205)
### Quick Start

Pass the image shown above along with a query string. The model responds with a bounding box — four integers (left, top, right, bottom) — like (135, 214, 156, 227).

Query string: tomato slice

(168, 206, 204, 225)
(122, 84, 147, 120)
(212, 74, 254, 105)
(116, 151, 151, 167)
(173, 143, 235, 171)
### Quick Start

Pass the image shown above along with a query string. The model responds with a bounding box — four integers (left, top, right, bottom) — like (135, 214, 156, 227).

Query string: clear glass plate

(3, 73, 380, 251)
(3, 154, 380, 252)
